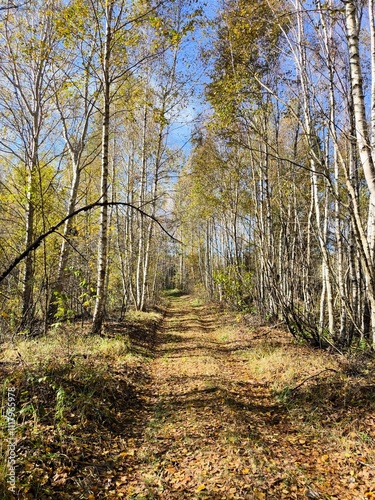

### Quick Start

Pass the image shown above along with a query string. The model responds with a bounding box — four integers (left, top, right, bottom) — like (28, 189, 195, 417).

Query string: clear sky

(167, 0, 219, 155)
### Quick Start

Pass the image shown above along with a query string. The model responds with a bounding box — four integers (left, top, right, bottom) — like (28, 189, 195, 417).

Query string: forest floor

(1, 293, 375, 499)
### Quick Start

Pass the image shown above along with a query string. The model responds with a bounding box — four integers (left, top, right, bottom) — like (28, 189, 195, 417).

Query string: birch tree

(0, 0, 60, 330)
(90, 0, 166, 332)
(48, 0, 100, 321)
(345, 0, 375, 345)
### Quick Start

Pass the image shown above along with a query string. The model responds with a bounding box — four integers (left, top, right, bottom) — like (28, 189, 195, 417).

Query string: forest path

(117, 295, 375, 499)
(124, 294, 290, 499)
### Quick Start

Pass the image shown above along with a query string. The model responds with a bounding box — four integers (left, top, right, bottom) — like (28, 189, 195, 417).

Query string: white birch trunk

(345, 0, 375, 344)
(92, 2, 112, 334)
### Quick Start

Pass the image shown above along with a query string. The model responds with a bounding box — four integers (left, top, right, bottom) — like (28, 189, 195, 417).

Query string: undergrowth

(0, 311, 162, 499)
(241, 325, 375, 475)
(1, 300, 375, 499)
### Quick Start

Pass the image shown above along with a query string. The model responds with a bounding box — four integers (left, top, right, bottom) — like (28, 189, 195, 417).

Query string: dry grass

(2, 328, 133, 367)
(1, 297, 375, 499)
(129, 298, 375, 499)
(238, 324, 375, 482)
(243, 337, 340, 392)
(0, 312, 163, 499)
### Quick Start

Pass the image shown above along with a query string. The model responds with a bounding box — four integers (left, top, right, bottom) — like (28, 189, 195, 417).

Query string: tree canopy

(1, 0, 375, 349)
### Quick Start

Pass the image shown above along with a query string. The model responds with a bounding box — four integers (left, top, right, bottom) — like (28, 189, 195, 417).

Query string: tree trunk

(92, 2, 112, 334)
(345, 0, 375, 345)
(21, 169, 36, 328)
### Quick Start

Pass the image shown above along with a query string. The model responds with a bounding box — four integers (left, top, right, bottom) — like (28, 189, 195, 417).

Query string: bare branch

(0, 201, 181, 284)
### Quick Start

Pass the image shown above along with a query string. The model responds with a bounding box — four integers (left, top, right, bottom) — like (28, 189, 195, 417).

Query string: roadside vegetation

(0, 311, 162, 499)
(2, 0, 375, 497)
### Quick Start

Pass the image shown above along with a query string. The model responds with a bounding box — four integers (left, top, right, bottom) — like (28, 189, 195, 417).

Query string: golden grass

(2, 308, 163, 368)
(244, 339, 340, 392)
(2, 328, 132, 367)
(124, 310, 163, 324)
(237, 327, 375, 474)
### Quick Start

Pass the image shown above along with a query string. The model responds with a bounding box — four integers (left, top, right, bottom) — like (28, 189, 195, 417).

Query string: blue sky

(167, 0, 219, 154)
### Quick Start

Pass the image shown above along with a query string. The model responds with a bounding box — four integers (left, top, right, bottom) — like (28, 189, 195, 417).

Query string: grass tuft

(244, 339, 339, 392)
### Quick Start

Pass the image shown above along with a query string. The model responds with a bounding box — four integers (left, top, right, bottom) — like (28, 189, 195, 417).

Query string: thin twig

(356, 459, 375, 469)
(291, 368, 339, 393)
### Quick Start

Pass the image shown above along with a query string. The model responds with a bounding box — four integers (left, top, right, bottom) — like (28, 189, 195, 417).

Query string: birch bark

(92, 1, 113, 334)
(345, 0, 375, 344)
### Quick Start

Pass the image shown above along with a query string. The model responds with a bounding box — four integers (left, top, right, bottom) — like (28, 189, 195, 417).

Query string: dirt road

(120, 295, 374, 500)
(124, 295, 289, 499)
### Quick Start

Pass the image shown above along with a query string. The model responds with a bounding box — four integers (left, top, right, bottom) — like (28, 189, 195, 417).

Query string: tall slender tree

(0, 0, 60, 329)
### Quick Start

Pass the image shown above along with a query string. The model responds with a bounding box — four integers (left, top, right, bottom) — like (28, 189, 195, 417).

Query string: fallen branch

(0, 200, 182, 284)
(290, 368, 340, 393)
(356, 459, 375, 469)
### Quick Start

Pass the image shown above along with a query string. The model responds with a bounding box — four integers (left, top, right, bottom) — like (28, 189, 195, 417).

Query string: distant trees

(3, 0, 375, 350)
(173, 0, 375, 348)
(0, 0, 198, 335)
(0, 0, 61, 330)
